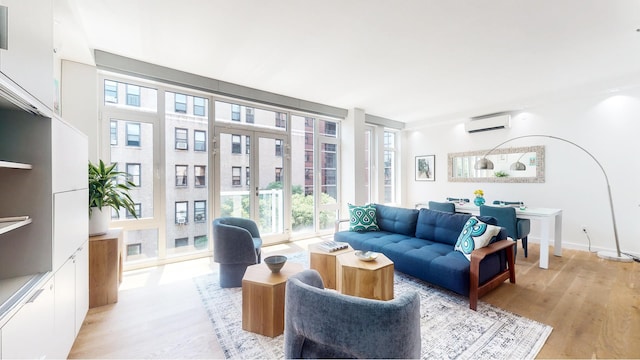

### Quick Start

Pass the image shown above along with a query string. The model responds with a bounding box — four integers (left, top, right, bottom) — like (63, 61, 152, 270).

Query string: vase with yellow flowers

(473, 189, 485, 206)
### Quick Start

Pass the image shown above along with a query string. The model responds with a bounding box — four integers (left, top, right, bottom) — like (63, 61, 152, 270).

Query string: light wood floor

(68, 240, 640, 359)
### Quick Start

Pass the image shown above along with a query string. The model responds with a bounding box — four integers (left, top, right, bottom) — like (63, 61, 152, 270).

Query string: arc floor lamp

(474, 134, 633, 262)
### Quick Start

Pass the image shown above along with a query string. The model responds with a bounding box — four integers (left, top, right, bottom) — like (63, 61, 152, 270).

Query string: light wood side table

(309, 244, 353, 289)
(241, 261, 304, 337)
(336, 252, 394, 301)
(88, 228, 123, 308)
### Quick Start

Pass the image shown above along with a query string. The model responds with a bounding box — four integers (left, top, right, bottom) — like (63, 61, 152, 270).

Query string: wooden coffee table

(241, 261, 303, 337)
(309, 243, 354, 289)
(336, 252, 394, 300)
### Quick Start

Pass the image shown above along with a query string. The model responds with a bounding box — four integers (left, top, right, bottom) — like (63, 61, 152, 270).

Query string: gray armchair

(213, 217, 262, 288)
(284, 269, 421, 359)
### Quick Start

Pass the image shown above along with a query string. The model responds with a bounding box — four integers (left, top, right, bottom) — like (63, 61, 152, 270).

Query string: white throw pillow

(454, 216, 501, 261)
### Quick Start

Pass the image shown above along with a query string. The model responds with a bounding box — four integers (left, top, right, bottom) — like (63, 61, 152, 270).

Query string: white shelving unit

(0, 216, 32, 235)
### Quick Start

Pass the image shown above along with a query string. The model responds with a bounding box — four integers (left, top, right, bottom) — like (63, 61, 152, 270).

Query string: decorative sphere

(264, 255, 287, 273)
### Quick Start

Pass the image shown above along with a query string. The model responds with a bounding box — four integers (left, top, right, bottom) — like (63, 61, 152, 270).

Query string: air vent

(465, 113, 511, 133)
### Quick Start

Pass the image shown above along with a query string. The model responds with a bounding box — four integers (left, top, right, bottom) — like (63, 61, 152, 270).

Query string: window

(194, 235, 208, 250)
(194, 200, 206, 222)
(175, 201, 188, 224)
(127, 243, 142, 256)
(175, 93, 187, 113)
(320, 119, 338, 138)
(127, 203, 141, 219)
(231, 135, 241, 154)
(195, 165, 206, 187)
(110, 121, 117, 145)
(194, 96, 206, 116)
(126, 84, 140, 106)
(175, 165, 188, 187)
(175, 128, 188, 150)
(175, 238, 188, 248)
(275, 112, 287, 128)
(245, 136, 251, 154)
(384, 131, 397, 204)
(245, 167, 250, 186)
(246, 107, 254, 123)
(194, 130, 206, 151)
(275, 139, 283, 157)
(232, 167, 241, 186)
(231, 104, 241, 121)
(126, 163, 141, 186)
(275, 167, 283, 182)
(126, 122, 141, 146)
(105, 80, 118, 103)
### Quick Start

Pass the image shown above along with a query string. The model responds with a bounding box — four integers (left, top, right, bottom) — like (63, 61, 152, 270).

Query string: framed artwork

(415, 155, 435, 181)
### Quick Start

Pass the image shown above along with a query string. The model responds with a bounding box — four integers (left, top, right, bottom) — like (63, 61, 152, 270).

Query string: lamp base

(597, 251, 634, 262)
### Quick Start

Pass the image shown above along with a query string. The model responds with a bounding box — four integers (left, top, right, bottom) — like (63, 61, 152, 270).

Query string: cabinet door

(75, 242, 89, 334)
(52, 117, 88, 193)
(53, 189, 88, 272)
(0, 0, 53, 109)
(1, 277, 54, 359)
(53, 259, 76, 359)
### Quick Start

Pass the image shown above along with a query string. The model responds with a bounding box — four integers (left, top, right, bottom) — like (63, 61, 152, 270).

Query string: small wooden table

(336, 252, 394, 301)
(88, 228, 123, 308)
(241, 261, 304, 337)
(309, 244, 354, 289)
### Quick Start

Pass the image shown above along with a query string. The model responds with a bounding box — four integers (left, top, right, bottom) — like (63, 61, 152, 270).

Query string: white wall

(403, 89, 640, 257)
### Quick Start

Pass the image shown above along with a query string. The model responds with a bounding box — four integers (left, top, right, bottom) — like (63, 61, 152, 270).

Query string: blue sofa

(334, 204, 516, 310)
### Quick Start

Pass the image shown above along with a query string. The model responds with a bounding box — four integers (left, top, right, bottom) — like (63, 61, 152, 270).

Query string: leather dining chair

(479, 205, 531, 258)
(428, 201, 456, 213)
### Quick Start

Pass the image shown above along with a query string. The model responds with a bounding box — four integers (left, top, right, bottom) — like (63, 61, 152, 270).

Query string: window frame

(175, 127, 188, 150)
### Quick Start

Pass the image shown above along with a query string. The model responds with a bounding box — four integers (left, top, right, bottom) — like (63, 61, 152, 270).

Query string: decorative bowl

(354, 250, 379, 262)
(264, 255, 287, 273)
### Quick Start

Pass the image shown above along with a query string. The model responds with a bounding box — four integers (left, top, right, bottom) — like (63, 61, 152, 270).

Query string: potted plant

(89, 159, 138, 235)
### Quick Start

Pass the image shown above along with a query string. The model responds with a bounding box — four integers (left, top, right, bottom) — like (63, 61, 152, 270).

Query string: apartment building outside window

(246, 107, 255, 123)
(175, 128, 188, 150)
(384, 130, 396, 204)
(194, 165, 206, 187)
(126, 122, 141, 146)
(175, 93, 187, 113)
(194, 97, 206, 116)
(275, 167, 282, 182)
(194, 130, 206, 151)
(232, 104, 241, 121)
(175, 201, 188, 224)
(126, 163, 141, 186)
(246, 167, 250, 186)
(127, 203, 141, 219)
(232, 166, 241, 186)
(275, 139, 283, 156)
(176, 165, 188, 187)
(194, 200, 206, 222)
(127, 243, 142, 256)
(105, 80, 118, 103)
(275, 112, 286, 128)
(110, 121, 117, 145)
(175, 238, 188, 248)
(231, 135, 241, 154)
(194, 235, 207, 249)
(245, 136, 250, 154)
(126, 84, 140, 106)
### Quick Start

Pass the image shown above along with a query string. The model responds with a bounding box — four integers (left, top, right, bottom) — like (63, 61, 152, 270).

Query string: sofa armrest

(468, 239, 516, 310)
(334, 218, 350, 233)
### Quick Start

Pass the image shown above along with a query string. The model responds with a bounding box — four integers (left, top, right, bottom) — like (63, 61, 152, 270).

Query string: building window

(126, 84, 140, 106)
(231, 135, 241, 154)
(194, 235, 208, 249)
(246, 167, 250, 186)
(127, 203, 141, 219)
(127, 243, 142, 256)
(175, 201, 188, 224)
(126, 163, 141, 186)
(105, 80, 118, 103)
(275, 167, 283, 182)
(384, 131, 396, 204)
(175, 128, 188, 150)
(110, 121, 117, 145)
(245, 136, 251, 154)
(275, 139, 283, 157)
(195, 165, 206, 187)
(194, 130, 206, 151)
(194, 96, 206, 116)
(232, 167, 241, 186)
(175, 93, 187, 113)
(231, 104, 241, 121)
(175, 238, 188, 248)
(126, 122, 141, 146)
(275, 112, 286, 128)
(176, 165, 188, 187)
(194, 200, 206, 222)
(246, 107, 254, 123)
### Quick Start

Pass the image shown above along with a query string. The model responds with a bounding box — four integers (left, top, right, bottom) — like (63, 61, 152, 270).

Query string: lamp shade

(510, 161, 526, 171)
(474, 158, 494, 170)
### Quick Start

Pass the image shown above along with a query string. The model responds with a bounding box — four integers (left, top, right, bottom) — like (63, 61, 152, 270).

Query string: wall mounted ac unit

(465, 113, 511, 133)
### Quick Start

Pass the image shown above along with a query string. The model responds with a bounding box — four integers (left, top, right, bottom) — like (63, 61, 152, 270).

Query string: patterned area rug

(194, 252, 552, 359)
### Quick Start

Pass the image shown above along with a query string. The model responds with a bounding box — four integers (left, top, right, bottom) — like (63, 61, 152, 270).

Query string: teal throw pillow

(454, 216, 501, 261)
(348, 204, 379, 232)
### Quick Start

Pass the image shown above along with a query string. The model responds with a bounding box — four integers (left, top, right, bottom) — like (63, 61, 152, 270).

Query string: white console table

(454, 203, 563, 269)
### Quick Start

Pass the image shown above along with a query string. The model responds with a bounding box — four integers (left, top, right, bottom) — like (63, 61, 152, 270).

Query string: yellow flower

(474, 189, 484, 197)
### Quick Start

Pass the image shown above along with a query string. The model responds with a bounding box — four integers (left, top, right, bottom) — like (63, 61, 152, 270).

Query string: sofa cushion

(454, 217, 502, 261)
(348, 203, 379, 232)
(374, 204, 419, 237)
(415, 208, 499, 246)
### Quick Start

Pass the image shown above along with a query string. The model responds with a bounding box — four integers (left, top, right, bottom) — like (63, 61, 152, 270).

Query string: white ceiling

(54, 0, 640, 125)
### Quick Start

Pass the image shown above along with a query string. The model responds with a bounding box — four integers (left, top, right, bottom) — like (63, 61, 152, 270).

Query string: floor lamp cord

(584, 228, 640, 262)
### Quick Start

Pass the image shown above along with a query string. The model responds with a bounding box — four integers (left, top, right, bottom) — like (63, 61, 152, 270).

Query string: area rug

(194, 252, 552, 359)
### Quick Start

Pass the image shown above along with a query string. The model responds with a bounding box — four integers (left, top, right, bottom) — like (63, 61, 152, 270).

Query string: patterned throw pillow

(454, 216, 501, 261)
(348, 204, 380, 232)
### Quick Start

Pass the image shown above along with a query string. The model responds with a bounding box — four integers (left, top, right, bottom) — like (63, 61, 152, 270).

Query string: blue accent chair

(213, 217, 262, 288)
(284, 269, 421, 359)
(428, 201, 456, 213)
(480, 205, 531, 258)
